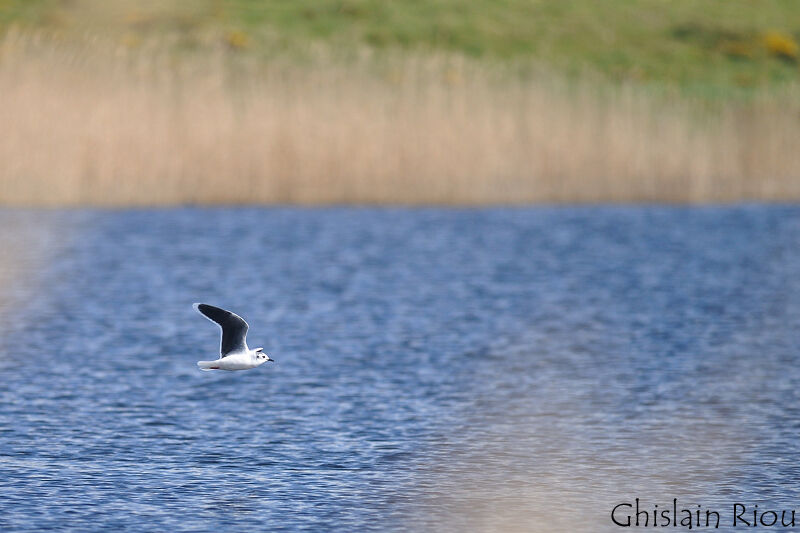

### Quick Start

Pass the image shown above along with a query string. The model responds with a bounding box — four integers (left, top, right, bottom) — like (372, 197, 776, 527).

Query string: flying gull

(194, 303, 273, 371)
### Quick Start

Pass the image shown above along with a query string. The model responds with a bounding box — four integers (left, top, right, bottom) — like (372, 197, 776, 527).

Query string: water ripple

(0, 207, 799, 531)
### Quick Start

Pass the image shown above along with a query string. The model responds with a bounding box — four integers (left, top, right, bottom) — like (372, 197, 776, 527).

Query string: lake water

(1, 207, 799, 532)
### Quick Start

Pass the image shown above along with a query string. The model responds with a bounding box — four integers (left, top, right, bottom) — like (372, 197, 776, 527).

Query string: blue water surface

(1, 207, 799, 532)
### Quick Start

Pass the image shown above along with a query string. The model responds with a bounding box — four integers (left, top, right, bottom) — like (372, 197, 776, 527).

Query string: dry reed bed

(1, 33, 799, 206)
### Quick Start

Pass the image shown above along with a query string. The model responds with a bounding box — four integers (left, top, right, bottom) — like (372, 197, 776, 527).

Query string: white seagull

(193, 303, 274, 371)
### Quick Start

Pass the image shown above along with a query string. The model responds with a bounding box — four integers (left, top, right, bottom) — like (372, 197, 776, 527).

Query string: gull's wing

(193, 303, 249, 356)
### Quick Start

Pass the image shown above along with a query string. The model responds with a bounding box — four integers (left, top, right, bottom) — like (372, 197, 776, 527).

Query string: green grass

(2, 0, 800, 94)
(0, 0, 60, 27)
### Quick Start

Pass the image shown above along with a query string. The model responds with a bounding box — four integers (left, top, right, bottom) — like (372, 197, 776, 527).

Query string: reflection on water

(0, 211, 67, 316)
(0, 207, 799, 532)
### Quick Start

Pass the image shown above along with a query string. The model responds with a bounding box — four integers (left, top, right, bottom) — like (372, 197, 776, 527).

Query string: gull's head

(254, 347, 273, 365)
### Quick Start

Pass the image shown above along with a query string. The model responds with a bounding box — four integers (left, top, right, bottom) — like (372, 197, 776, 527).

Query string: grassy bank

(1, 33, 798, 206)
(0, 1, 799, 205)
(3, 0, 799, 95)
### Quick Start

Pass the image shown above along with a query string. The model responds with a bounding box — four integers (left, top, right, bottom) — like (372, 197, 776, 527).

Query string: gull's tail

(197, 360, 220, 372)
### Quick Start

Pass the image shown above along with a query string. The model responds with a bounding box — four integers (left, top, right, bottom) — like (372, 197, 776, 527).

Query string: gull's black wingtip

(193, 303, 216, 317)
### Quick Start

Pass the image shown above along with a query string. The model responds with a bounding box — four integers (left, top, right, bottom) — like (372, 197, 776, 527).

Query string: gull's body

(193, 303, 273, 371)
(198, 351, 263, 371)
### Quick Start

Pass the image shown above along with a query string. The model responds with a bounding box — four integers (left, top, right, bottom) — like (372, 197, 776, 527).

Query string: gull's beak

(267, 356, 275, 362)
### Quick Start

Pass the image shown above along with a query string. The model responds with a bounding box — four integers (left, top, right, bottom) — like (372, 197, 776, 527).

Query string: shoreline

(1, 34, 798, 207)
